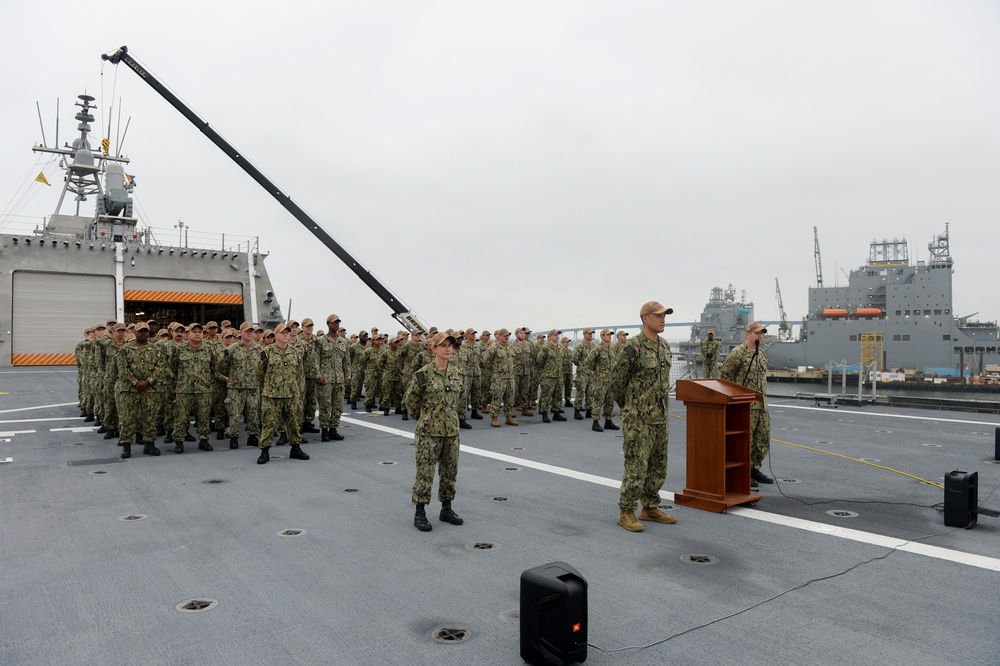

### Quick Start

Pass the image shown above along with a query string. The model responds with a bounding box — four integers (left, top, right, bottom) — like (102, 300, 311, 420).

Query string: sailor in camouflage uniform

(257, 322, 309, 464)
(720, 322, 773, 487)
(482, 328, 518, 427)
(585, 328, 620, 432)
(513, 328, 534, 416)
(75, 328, 91, 414)
(299, 318, 321, 433)
(221, 322, 263, 448)
(534, 329, 568, 423)
(611, 301, 678, 532)
(381, 336, 405, 416)
(316, 315, 351, 441)
(100, 323, 128, 440)
(116, 322, 164, 458)
(349, 331, 369, 410)
(363, 335, 385, 412)
(560, 336, 573, 407)
(701, 329, 722, 379)
(170, 323, 216, 453)
(478, 330, 493, 411)
(464, 329, 483, 421)
(405, 332, 465, 532)
(572, 327, 596, 419)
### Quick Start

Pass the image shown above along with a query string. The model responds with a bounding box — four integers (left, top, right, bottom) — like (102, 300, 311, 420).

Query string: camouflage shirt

(223, 342, 264, 389)
(404, 361, 462, 437)
(482, 342, 515, 379)
(260, 344, 302, 399)
(584, 343, 615, 381)
(572, 340, 595, 374)
(534, 342, 563, 379)
(610, 334, 672, 425)
(720, 343, 768, 405)
(316, 335, 351, 383)
(172, 342, 216, 394)
(115, 341, 165, 393)
(701, 339, 721, 365)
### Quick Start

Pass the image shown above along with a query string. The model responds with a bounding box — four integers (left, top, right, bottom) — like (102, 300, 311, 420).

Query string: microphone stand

(741, 339, 760, 386)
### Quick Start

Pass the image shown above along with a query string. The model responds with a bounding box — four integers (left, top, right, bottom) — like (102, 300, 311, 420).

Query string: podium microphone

(741, 339, 760, 386)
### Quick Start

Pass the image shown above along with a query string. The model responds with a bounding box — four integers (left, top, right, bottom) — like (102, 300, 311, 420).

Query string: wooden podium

(674, 379, 763, 513)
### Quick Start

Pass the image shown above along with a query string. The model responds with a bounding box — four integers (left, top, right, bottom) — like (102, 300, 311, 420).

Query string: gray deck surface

(2, 367, 999, 665)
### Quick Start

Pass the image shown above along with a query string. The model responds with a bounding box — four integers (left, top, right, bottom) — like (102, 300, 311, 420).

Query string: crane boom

(101, 45, 426, 333)
(774, 277, 790, 341)
(813, 226, 824, 288)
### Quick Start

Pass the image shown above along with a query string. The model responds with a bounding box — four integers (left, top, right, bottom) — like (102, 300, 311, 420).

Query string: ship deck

(2, 367, 999, 665)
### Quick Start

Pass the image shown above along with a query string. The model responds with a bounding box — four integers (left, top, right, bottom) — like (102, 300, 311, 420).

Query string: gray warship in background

(678, 284, 755, 372)
(0, 93, 285, 367)
(767, 226, 999, 375)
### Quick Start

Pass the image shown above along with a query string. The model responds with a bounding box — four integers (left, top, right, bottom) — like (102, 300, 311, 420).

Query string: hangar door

(11, 271, 116, 365)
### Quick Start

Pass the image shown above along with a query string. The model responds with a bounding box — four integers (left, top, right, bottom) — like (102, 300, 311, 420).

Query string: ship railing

(144, 225, 263, 255)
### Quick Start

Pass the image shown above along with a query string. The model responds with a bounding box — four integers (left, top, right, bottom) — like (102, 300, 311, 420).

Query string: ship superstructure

(679, 284, 755, 369)
(0, 93, 283, 366)
(767, 226, 998, 374)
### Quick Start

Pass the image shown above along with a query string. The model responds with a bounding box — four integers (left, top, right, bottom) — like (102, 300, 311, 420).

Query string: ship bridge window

(964, 347, 974, 353)
(934, 309, 942, 315)
(904, 310, 910, 315)
(942, 335, 951, 341)
(850, 335, 858, 341)
(895, 310, 901, 316)
(914, 310, 921, 315)
(902, 335, 910, 341)
(988, 347, 997, 354)
(893, 335, 902, 341)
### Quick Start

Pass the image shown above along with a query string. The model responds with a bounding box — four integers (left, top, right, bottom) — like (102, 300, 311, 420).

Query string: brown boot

(491, 416, 501, 428)
(520, 408, 534, 417)
(617, 510, 644, 532)
(639, 507, 678, 524)
(505, 416, 519, 426)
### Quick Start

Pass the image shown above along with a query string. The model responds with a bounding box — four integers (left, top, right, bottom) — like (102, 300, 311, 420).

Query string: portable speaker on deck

(943, 470, 978, 528)
(520, 561, 588, 665)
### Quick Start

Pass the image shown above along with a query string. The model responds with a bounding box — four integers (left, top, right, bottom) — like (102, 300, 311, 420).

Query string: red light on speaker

(572, 623, 580, 633)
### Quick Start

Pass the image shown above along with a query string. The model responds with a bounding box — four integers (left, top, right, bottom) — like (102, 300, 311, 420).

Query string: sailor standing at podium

(720, 322, 774, 488)
(610, 301, 679, 533)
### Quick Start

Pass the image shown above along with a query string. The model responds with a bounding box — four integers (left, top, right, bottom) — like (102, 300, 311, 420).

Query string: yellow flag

(35, 171, 50, 186)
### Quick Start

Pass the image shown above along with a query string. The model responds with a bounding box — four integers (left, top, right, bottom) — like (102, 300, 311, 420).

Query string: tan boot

(505, 416, 519, 426)
(617, 510, 644, 532)
(639, 507, 678, 524)
(521, 408, 534, 417)
(491, 416, 501, 428)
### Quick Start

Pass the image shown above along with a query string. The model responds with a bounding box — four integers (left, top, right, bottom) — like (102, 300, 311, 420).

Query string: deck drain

(779, 478, 800, 483)
(858, 458, 881, 463)
(658, 504, 675, 510)
(493, 496, 508, 502)
(176, 598, 218, 613)
(499, 609, 520, 623)
(922, 443, 943, 448)
(518, 432, 529, 436)
(119, 514, 147, 521)
(816, 440, 831, 444)
(826, 510, 859, 518)
(343, 488, 360, 493)
(504, 467, 519, 471)
(876, 430, 892, 433)
(466, 541, 499, 551)
(74, 442, 85, 446)
(971, 431, 989, 435)
(203, 479, 227, 484)
(90, 470, 109, 475)
(430, 626, 472, 644)
(681, 554, 718, 565)
(279, 529, 306, 537)
(512, 447, 525, 451)
(380, 461, 397, 465)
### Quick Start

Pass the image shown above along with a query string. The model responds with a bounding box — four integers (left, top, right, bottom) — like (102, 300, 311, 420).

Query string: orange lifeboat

(855, 308, 883, 317)
(821, 309, 849, 318)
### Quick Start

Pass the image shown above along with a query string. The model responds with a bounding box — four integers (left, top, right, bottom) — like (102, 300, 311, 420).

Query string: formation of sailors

(74, 318, 637, 463)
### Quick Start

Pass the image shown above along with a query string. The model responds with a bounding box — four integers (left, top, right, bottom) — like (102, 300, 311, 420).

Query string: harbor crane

(101, 45, 427, 333)
(813, 226, 824, 288)
(775, 278, 791, 341)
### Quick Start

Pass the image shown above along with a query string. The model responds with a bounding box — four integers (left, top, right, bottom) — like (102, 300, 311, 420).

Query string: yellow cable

(669, 411, 944, 489)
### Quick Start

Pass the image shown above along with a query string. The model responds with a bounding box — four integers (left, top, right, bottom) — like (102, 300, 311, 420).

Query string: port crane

(102, 45, 427, 333)
(774, 278, 791, 341)
(813, 226, 824, 288)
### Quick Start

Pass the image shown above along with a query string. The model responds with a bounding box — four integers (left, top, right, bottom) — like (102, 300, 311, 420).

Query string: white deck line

(770, 402, 1000, 427)
(342, 415, 1000, 573)
(0, 402, 78, 414)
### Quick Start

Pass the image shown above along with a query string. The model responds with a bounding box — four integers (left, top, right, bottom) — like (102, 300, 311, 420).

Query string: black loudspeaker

(520, 561, 588, 665)
(943, 470, 978, 528)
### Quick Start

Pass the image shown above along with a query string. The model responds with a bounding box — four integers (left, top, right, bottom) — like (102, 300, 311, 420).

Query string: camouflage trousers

(212, 380, 227, 428)
(702, 361, 719, 379)
(456, 374, 468, 420)
(90, 377, 104, 419)
(618, 420, 669, 511)
(515, 372, 531, 407)
(173, 392, 212, 441)
(562, 373, 573, 404)
(467, 375, 482, 411)
(103, 387, 119, 430)
(226, 387, 261, 437)
(303, 377, 318, 424)
(589, 377, 614, 421)
(117, 389, 158, 444)
(350, 369, 366, 403)
(316, 381, 344, 428)
(77, 370, 86, 408)
(260, 396, 302, 447)
(381, 376, 402, 411)
(364, 372, 382, 408)
(411, 434, 459, 505)
(161, 383, 176, 431)
(750, 404, 771, 469)
(574, 370, 592, 411)
(489, 376, 516, 419)
(481, 368, 493, 408)
(538, 377, 562, 414)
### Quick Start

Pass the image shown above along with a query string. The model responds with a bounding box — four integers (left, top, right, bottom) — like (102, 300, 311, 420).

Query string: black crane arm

(102, 45, 426, 333)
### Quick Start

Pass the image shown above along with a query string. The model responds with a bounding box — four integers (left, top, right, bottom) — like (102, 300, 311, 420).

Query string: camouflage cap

(263, 328, 275, 337)
(174, 324, 187, 333)
(84, 327, 92, 334)
(429, 332, 458, 347)
(707, 328, 715, 335)
(600, 328, 613, 336)
(481, 330, 492, 336)
(617, 330, 629, 336)
(95, 324, 106, 331)
(188, 322, 204, 331)
(239, 321, 254, 331)
(582, 327, 594, 334)
(640, 301, 673, 317)
(327, 314, 342, 324)
(465, 328, 477, 336)
(220, 320, 232, 328)
(301, 318, 314, 327)
(205, 321, 218, 329)
(126, 323, 136, 329)
(561, 336, 571, 343)
(106, 317, 117, 325)
(274, 322, 291, 334)
(427, 326, 439, 336)
(745, 321, 767, 334)
(157, 328, 169, 337)
(495, 328, 511, 337)
(135, 322, 150, 332)
(286, 319, 299, 328)
(113, 323, 127, 332)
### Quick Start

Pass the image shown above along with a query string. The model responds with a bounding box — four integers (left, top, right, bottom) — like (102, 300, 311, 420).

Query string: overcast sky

(2, 1, 999, 339)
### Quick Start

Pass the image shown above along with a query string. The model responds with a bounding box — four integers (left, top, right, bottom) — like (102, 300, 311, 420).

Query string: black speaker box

(943, 470, 978, 528)
(520, 561, 588, 665)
